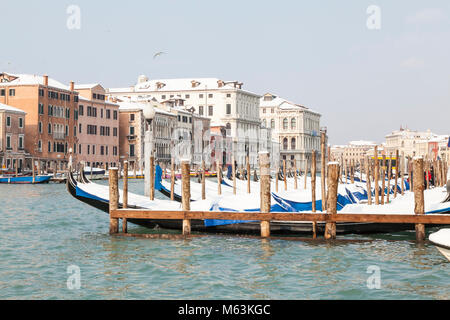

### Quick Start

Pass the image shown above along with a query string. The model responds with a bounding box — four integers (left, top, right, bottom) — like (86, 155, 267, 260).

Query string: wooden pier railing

(107, 155, 450, 241)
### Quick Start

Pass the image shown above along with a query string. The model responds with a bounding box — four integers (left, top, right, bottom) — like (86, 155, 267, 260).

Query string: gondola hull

(66, 170, 428, 236)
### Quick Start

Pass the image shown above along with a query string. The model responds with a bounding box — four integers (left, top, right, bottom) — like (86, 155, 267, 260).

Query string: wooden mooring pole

(260, 152, 271, 238)
(181, 160, 191, 235)
(311, 151, 317, 238)
(202, 159, 206, 200)
(294, 160, 298, 190)
(122, 161, 128, 233)
(366, 156, 372, 205)
(246, 156, 251, 194)
(374, 146, 380, 205)
(232, 155, 236, 195)
(321, 131, 327, 211)
(324, 162, 339, 240)
(414, 157, 425, 242)
(170, 159, 175, 201)
(109, 168, 119, 234)
(217, 160, 222, 195)
(150, 153, 155, 201)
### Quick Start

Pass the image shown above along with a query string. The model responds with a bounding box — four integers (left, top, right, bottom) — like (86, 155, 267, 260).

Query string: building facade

(108, 76, 260, 166)
(75, 84, 120, 168)
(0, 103, 27, 172)
(385, 127, 449, 163)
(0, 73, 79, 171)
(259, 93, 324, 170)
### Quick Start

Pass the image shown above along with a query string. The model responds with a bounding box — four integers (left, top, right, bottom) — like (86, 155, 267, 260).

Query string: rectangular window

(19, 117, 23, 128)
(130, 114, 135, 121)
(6, 116, 11, 127)
(226, 104, 231, 115)
(106, 109, 111, 119)
(79, 105, 84, 116)
(48, 141, 51, 152)
(39, 122, 42, 133)
(129, 126, 135, 135)
(6, 135, 11, 149)
(226, 93, 231, 98)
(113, 127, 118, 137)
(0, 89, 5, 96)
(87, 145, 90, 155)
(79, 144, 82, 154)
(208, 94, 213, 98)
(48, 123, 52, 134)
(79, 124, 82, 134)
(208, 106, 213, 116)
(100, 146, 104, 155)
(92, 145, 95, 155)
(199, 94, 204, 98)
(113, 146, 118, 156)
(100, 109, 104, 118)
(9, 89, 15, 96)
(113, 110, 118, 120)
(199, 106, 204, 115)
(129, 144, 135, 157)
(185, 94, 190, 99)
(18, 135, 24, 149)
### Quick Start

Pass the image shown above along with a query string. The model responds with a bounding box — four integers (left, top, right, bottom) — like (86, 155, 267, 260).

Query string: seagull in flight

(153, 52, 166, 59)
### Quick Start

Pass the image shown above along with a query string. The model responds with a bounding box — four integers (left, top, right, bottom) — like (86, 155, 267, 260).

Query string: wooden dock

(106, 153, 450, 242)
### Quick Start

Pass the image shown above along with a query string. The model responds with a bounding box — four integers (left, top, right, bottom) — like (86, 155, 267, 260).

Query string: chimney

(70, 81, 74, 92)
(191, 80, 200, 88)
(43, 75, 48, 86)
(217, 80, 224, 88)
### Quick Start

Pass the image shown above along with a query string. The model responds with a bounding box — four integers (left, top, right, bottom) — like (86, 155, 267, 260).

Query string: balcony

(127, 135, 137, 141)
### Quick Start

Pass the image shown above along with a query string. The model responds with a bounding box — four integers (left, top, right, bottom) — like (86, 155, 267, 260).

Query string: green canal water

(0, 180, 448, 300)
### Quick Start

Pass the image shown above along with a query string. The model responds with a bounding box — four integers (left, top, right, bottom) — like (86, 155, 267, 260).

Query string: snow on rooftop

(0, 73, 70, 91)
(349, 140, 377, 146)
(0, 103, 26, 114)
(109, 77, 260, 97)
(75, 84, 101, 89)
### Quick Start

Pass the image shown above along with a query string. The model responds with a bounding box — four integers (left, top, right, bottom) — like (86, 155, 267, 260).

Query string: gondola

(0, 174, 52, 184)
(66, 167, 443, 236)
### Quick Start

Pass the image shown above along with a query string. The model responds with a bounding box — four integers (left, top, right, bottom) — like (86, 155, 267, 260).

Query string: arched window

(271, 119, 275, 129)
(283, 138, 288, 150)
(291, 138, 296, 150)
(283, 118, 288, 130)
(291, 118, 296, 129)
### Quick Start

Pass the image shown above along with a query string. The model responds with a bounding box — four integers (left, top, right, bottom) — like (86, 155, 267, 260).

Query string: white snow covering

(0, 73, 70, 91)
(429, 229, 450, 248)
(0, 103, 26, 114)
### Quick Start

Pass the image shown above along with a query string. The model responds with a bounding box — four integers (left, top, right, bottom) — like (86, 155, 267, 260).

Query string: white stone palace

(259, 93, 324, 170)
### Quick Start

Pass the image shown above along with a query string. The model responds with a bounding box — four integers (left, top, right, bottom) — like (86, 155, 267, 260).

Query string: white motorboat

(429, 229, 450, 262)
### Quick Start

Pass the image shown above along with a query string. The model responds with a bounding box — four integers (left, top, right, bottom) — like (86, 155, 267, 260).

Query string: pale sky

(1, 0, 449, 145)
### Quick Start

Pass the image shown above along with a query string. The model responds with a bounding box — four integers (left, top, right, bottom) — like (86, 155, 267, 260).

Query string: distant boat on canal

(0, 174, 52, 184)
